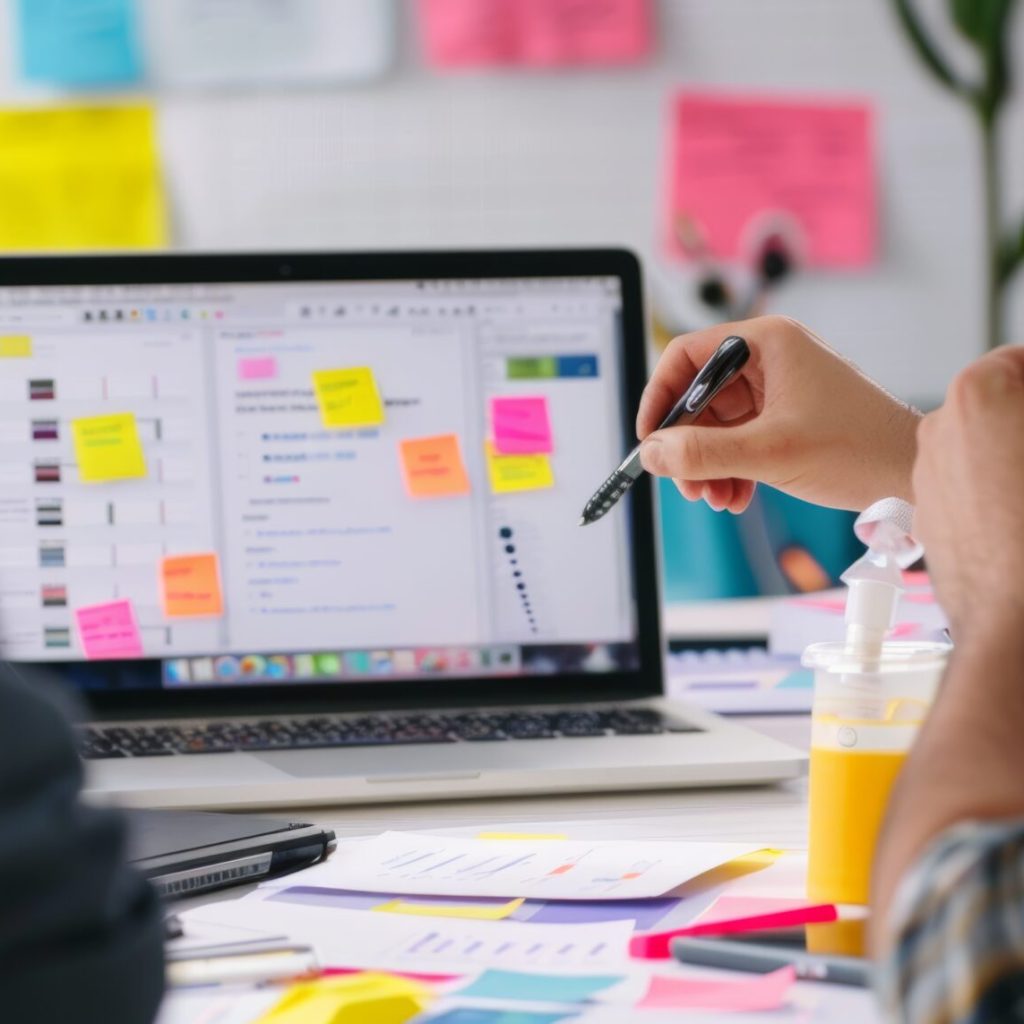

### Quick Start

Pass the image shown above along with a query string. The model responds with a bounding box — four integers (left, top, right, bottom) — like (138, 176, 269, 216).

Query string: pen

(578, 334, 751, 526)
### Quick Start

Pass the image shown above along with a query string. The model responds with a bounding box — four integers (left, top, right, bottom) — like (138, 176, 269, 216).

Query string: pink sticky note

(639, 966, 796, 1012)
(491, 396, 553, 454)
(418, 0, 651, 69)
(238, 356, 277, 380)
(75, 599, 144, 660)
(666, 92, 875, 268)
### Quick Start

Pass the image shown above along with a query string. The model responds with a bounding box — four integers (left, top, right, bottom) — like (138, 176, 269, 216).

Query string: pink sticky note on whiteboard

(491, 396, 553, 454)
(418, 0, 651, 68)
(238, 356, 277, 380)
(666, 92, 875, 268)
(639, 966, 796, 1012)
(75, 599, 143, 659)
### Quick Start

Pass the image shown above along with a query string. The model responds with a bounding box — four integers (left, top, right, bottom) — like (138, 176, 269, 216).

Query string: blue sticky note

(16, 0, 143, 88)
(457, 969, 622, 1003)
(429, 1011, 577, 1024)
(777, 669, 815, 690)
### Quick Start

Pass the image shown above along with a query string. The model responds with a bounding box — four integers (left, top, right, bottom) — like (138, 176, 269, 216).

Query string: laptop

(0, 248, 804, 809)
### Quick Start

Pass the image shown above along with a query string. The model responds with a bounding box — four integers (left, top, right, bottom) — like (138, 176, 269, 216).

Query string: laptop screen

(0, 260, 654, 702)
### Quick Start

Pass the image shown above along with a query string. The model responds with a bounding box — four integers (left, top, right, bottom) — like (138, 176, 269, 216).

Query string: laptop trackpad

(255, 743, 516, 778)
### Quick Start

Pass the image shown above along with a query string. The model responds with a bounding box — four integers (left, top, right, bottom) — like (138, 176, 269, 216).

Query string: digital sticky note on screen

(312, 367, 385, 428)
(71, 412, 147, 483)
(0, 335, 32, 358)
(491, 396, 553, 455)
(399, 434, 471, 499)
(75, 599, 143, 660)
(485, 441, 555, 493)
(160, 554, 224, 618)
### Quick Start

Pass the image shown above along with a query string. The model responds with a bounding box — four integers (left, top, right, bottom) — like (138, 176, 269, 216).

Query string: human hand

(636, 316, 921, 513)
(912, 347, 1024, 639)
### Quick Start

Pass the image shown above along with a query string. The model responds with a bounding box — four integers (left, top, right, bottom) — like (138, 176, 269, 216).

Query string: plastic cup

(803, 640, 950, 906)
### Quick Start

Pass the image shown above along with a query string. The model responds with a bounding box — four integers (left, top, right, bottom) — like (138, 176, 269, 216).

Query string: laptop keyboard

(78, 708, 701, 759)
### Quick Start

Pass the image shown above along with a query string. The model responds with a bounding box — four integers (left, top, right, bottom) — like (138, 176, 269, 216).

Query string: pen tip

(577, 517, 587, 527)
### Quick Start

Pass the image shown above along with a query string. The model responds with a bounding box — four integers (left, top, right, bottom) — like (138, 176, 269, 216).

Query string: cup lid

(802, 640, 951, 673)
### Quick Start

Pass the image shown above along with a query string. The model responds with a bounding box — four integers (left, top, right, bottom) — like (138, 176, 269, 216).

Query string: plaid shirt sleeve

(876, 819, 1024, 1024)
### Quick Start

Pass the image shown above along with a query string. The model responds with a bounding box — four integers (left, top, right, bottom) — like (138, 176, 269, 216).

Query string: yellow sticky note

(258, 972, 429, 1024)
(0, 105, 167, 251)
(484, 441, 554, 493)
(312, 367, 385, 428)
(0, 335, 32, 357)
(477, 832, 568, 841)
(71, 413, 146, 483)
(374, 897, 525, 921)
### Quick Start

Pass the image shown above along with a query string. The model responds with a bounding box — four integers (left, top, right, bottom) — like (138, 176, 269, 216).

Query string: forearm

(871, 626, 1024, 954)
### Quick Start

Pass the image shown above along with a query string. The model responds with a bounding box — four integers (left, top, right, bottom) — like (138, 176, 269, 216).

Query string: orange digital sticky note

(399, 434, 471, 499)
(160, 553, 224, 618)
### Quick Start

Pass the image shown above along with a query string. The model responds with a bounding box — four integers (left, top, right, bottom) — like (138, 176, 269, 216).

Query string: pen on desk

(578, 334, 751, 526)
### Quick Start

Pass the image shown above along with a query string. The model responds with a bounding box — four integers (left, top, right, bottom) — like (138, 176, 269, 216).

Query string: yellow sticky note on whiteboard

(312, 367, 385, 428)
(0, 105, 167, 251)
(71, 413, 147, 483)
(485, 441, 554, 493)
(0, 335, 31, 357)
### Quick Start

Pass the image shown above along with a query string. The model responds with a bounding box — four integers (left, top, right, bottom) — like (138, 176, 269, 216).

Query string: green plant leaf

(951, 0, 987, 43)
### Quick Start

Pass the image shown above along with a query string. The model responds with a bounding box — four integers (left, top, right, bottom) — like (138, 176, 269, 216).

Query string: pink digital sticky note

(666, 92, 875, 268)
(491, 396, 553, 454)
(75, 599, 143, 660)
(639, 966, 796, 1012)
(238, 356, 277, 380)
(418, 0, 651, 69)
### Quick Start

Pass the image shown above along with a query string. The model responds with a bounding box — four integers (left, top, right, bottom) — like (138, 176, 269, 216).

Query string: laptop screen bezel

(0, 248, 663, 717)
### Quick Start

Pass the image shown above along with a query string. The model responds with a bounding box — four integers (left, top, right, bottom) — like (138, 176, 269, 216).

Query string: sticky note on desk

(399, 434, 471, 499)
(375, 897, 523, 921)
(71, 412, 146, 483)
(485, 441, 554, 494)
(418, 0, 651, 68)
(160, 553, 224, 618)
(0, 335, 32, 358)
(666, 92, 875, 268)
(75, 599, 143, 660)
(258, 971, 430, 1024)
(457, 969, 624, 1003)
(15, 0, 143, 88)
(491, 396, 553, 455)
(312, 367, 384, 429)
(0, 105, 167, 251)
(638, 965, 795, 1012)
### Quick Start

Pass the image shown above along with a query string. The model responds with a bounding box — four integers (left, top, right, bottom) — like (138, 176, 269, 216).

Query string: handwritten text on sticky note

(667, 92, 875, 268)
(419, 0, 651, 68)
(160, 553, 224, 618)
(399, 434, 471, 499)
(312, 367, 384, 428)
(0, 335, 32, 358)
(75, 599, 143, 659)
(71, 412, 147, 483)
(238, 356, 277, 380)
(491, 396, 553, 454)
(485, 441, 554, 494)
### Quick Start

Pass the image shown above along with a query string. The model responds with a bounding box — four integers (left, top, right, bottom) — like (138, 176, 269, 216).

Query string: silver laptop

(0, 249, 804, 809)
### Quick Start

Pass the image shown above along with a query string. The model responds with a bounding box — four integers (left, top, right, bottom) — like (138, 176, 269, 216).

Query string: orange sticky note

(160, 553, 224, 618)
(666, 92, 875, 268)
(399, 434, 471, 499)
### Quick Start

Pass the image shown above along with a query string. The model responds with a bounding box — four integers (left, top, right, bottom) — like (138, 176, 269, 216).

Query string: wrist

(872, 404, 921, 508)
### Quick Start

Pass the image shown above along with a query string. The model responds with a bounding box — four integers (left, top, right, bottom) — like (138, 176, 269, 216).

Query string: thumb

(639, 421, 765, 482)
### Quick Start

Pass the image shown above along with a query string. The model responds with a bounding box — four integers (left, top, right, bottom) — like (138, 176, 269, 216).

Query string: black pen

(578, 334, 750, 526)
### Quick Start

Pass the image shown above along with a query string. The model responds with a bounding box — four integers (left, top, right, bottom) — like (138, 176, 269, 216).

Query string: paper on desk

(666, 92, 875, 268)
(267, 832, 762, 900)
(0, 105, 167, 251)
(154, 985, 280, 1024)
(183, 900, 632, 975)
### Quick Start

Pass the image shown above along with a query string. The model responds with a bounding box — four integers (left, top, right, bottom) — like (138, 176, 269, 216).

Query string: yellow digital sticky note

(0, 335, 32, 357)
(485, 441, 554, 493)
(373, 897, 525, 921)
(0, 105, 167, 251)
(312, 367, 385, 428)
(477, 832, 568, 841)
(257, 972, 429, 1024)
(71, 413, 147, 483)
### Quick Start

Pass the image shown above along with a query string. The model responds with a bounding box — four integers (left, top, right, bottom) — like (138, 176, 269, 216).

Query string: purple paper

(526, 897, 680, 931)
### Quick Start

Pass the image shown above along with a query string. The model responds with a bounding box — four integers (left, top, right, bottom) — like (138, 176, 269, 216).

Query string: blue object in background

(658, 477, 861, 601)
(16, 0, 143, 88)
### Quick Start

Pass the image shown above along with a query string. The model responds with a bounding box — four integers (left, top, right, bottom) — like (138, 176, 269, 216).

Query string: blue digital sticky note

(16, 0, 143, 88)
(457, 969, 622, 1003)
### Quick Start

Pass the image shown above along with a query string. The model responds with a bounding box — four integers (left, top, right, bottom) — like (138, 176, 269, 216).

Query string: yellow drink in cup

(804, 642, 950, 906)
